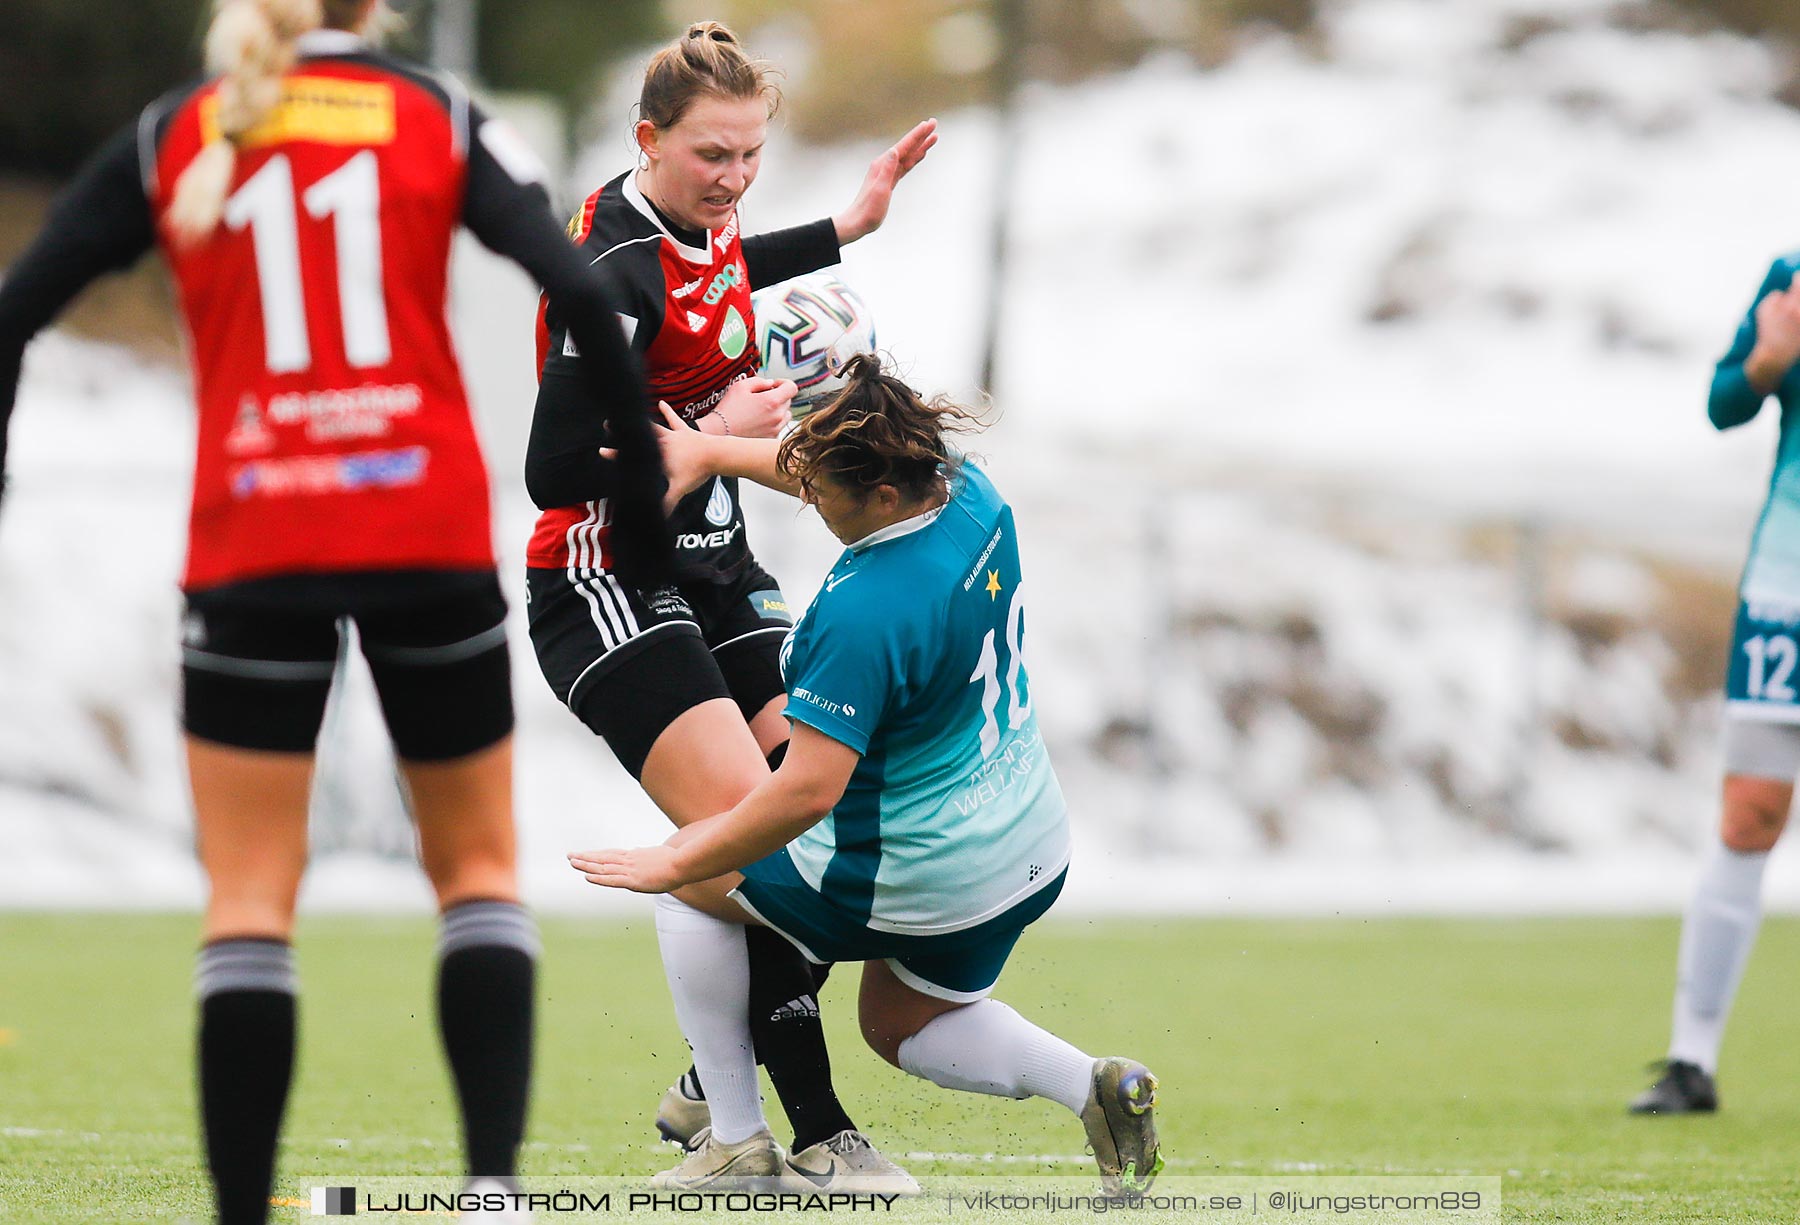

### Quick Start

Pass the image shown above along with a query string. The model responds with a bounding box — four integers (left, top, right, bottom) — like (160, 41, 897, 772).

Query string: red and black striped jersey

(525, 171, 838, 582)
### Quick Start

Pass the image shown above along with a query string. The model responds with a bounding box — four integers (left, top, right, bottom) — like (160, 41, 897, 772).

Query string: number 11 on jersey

(223, 149, 392, 373)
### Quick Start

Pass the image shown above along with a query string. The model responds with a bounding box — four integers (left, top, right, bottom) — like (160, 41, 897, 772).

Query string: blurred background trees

(0, 0, 1794, 351)
(0, 0, 1312, 179)
(5, 0, 1797, 179)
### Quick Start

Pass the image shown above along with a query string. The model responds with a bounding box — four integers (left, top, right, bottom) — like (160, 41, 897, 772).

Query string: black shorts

(525, 560, 794, 777)
(181, 569, 513, 760)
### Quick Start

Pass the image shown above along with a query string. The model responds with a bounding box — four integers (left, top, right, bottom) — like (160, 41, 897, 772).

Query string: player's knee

(1721, 807, 1785, 852)
(859, 1013, 908, 1067)
(1720, 777, 1791, 852)
(856, 991, 926, 1068)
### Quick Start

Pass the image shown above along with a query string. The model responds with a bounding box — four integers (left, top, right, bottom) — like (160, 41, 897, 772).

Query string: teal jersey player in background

(1632, 252, 1800, 1114)
(1711, 252, 1800, 601)
(572, 355, 1162, 1195)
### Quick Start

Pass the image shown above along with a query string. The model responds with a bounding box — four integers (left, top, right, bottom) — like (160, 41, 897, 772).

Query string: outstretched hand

(834, 119, 938, 245)
(568, 845, 684, 894)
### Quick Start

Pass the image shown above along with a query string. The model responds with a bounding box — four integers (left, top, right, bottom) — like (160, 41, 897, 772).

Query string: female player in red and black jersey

(0, 1, 666, 1221)
(522, 21, 934, 1189)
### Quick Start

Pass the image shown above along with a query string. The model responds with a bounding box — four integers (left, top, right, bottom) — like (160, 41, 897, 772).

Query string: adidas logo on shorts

(770, 994, 819, 1022)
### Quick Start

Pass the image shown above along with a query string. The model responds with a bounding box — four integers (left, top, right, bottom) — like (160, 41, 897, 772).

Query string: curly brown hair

(776, 354, 985, 504)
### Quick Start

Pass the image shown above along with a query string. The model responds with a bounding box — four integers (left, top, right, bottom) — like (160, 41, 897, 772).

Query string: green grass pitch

(1, 913, 1797, 1222)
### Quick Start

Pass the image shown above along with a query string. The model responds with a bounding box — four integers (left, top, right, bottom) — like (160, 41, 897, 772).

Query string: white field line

(902, 1151, 1209, 1169)
(902, 1153, 1480, 1175)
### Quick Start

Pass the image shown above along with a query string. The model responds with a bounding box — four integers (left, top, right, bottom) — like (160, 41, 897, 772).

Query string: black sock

(745, 925, 855, 1151)
(437, 902, 538, 1178)
(196, 940, 298, 1225)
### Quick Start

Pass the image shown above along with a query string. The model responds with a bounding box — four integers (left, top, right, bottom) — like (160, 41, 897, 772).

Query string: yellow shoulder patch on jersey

(202, 77, 396, 150)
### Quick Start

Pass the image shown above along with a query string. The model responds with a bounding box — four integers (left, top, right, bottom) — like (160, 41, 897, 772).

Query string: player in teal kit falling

(571, 355, 1163, 1192)
(1631, 252, 1800, 1114)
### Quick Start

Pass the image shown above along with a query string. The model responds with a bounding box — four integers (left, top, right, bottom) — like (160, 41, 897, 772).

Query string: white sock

(896, 999, 1095, 1115)
(654, 895, 764, 1143)
(1668, 841, 1769, 1075)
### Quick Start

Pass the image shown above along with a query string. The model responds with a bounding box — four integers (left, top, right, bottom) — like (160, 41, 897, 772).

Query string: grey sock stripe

(195, 940, 297, 999)
(439, 900, 541, 959)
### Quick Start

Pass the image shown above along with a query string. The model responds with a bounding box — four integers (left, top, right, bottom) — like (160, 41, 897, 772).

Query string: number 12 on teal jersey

(1729, 598, 1800, 715)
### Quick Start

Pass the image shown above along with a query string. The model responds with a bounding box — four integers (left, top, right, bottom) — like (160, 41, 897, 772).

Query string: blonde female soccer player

(0, 1, 667, 1219)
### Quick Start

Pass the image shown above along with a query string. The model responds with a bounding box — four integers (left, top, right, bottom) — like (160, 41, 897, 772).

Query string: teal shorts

(731, 848, 1066, 1002)
(1727, 596, 1800, 719)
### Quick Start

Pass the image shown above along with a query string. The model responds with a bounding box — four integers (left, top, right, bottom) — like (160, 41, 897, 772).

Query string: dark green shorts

(732, 848, 1066, 1001)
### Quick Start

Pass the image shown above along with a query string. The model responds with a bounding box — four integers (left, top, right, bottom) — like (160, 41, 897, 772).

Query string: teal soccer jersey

(1712, 252, 1800, 721)
(777, 460, 1071, 934)
(1713, 251, 1800, 602)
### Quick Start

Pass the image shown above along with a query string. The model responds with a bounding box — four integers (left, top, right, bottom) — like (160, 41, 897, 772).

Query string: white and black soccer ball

(751, 271, 876, 416)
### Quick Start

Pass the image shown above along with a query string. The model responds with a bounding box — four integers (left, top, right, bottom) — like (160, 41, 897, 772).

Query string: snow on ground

(6, 0, 1800, 911)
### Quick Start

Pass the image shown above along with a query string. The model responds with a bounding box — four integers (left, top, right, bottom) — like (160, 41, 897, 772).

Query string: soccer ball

(751, 271, 876, 416)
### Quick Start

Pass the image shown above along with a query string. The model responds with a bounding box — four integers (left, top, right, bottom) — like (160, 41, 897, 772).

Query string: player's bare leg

(745, 694, 790, 760)
(188, 738, 311, 1225)
(1633, 772, 1790, 1114)
(405, 737, 537, 1187)
(640, 700, 770, 829)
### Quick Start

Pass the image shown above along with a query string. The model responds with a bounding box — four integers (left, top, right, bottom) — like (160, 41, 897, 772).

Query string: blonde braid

(166, 0, 323, 248)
